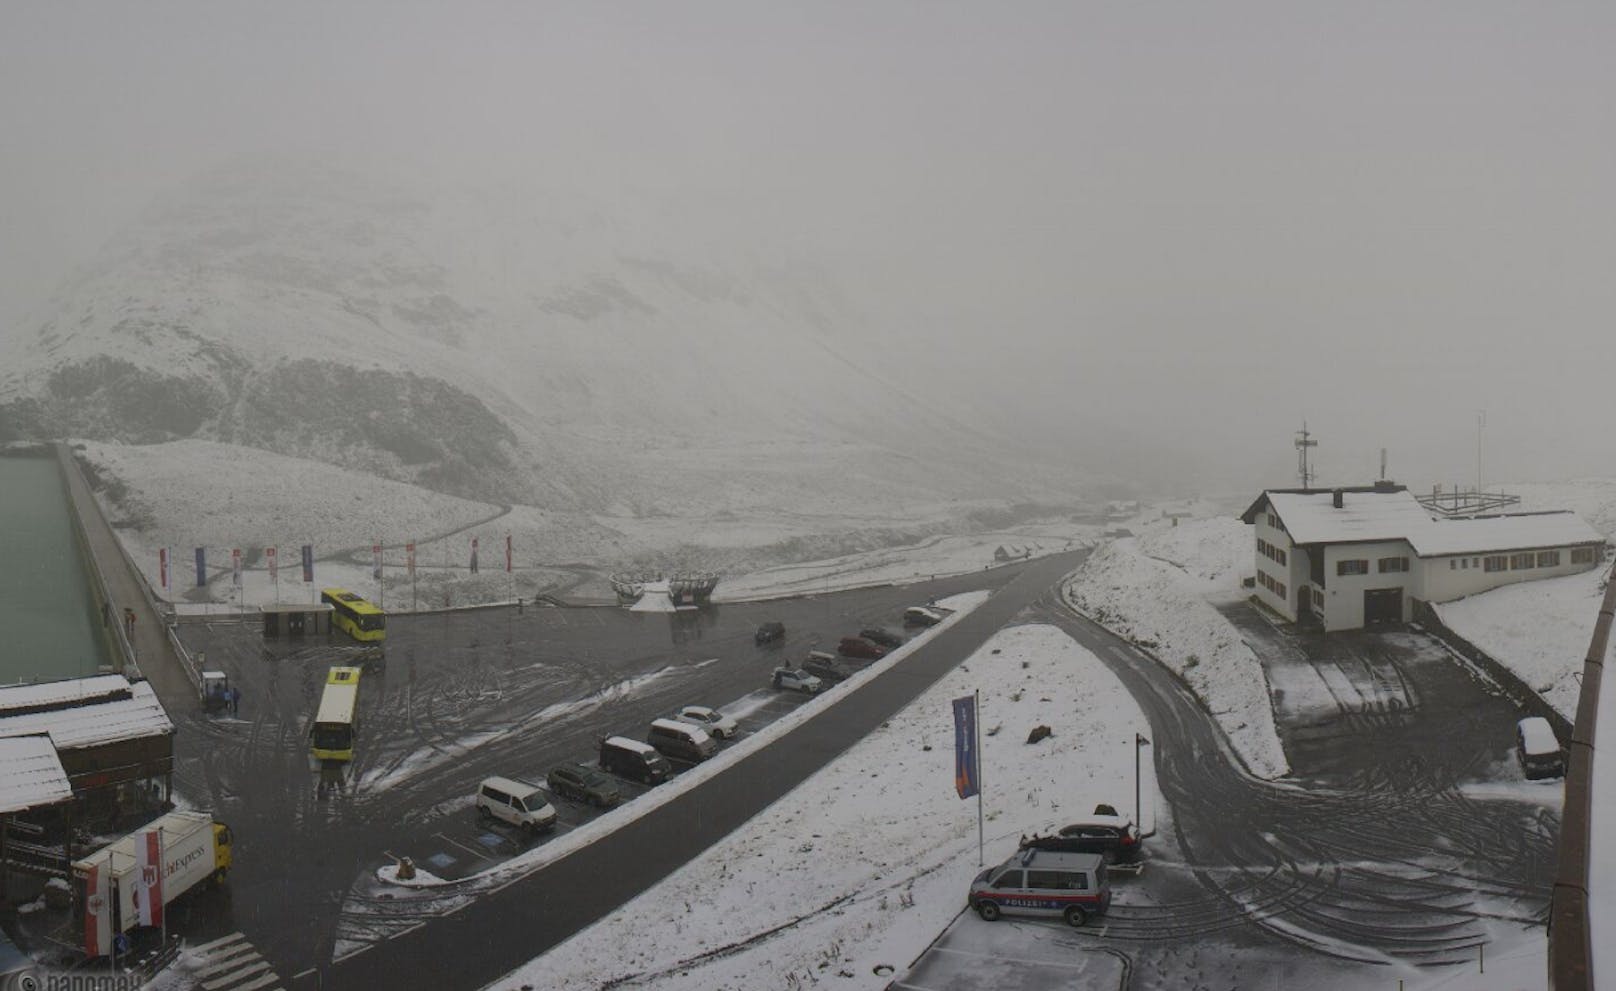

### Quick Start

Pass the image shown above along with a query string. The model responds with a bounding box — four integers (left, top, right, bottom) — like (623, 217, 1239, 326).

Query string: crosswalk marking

(184, 932, 285, 991)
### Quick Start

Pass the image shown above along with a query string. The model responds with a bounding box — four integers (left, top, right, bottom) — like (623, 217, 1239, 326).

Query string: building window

(1537, 550, 1561, 568)
(1277, 580, 1286, 599)
(1449, 560, 1456, 570)
(1511, 552, 1535, 570)
(1378, 557, 1409, 573)
(1472, 558, 1480, 568)
(1313, 588, 1323, 607)
(1461, 558, 1469, 569)
(1277, 547, 1286, 565)
(1484, 556, 1507, 572)
(1336, 559, 1368, 576)
(1572, 547, 1596, 564)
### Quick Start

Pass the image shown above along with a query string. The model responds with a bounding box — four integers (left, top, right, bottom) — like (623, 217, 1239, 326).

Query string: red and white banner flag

(372, 543, 383, 580)
(266, 546, 278, 582)
(137, 829, 164, 927)
(231, 548, 242, 587)
(505, 533, 513, 573)
(83, 862, 109, 956)
(406, 542, 416, 578)
(159, 548, 169, 591)
(470, 537, 479, 574)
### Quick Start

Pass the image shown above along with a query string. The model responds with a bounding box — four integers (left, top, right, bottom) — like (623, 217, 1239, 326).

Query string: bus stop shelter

(260, 602, 334, 638)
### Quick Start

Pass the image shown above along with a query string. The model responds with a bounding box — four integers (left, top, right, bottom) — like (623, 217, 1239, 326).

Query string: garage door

(1363, 588, 1403, 626)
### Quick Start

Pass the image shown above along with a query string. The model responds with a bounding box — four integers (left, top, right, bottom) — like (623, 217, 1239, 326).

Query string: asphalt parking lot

(159, 566, 1019, 975)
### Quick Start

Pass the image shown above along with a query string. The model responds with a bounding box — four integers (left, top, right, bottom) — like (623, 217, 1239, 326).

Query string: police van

(967, 848, 1110, 927)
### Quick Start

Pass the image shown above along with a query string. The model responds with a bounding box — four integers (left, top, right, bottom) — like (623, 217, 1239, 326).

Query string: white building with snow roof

(1240, 483, 1606, 631)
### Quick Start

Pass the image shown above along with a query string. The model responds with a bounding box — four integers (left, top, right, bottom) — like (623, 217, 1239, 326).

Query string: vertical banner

(505, 533, 513, 573)
(301, 544, 314, 583)
(137, 829, 164, 927)
(194, 548, 207, 588)
(406, 542, 416, 578)
(159, 548, 169, 591)
(952, 694, 980, 799)
(83, 862, 110, 956)
(266, 546, 278, 582)
(231, 548, 242, 587)
(372, 543, 383, 580)
(470, 537, 480, 574)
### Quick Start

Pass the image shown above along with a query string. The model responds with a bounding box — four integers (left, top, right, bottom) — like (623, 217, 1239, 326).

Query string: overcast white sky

(3, 1, 1613, 492)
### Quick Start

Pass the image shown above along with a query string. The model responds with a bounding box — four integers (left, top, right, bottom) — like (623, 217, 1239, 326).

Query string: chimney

(1332, 489, 1344, 509)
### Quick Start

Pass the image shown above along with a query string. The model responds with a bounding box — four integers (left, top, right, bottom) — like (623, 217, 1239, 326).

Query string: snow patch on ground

(1433, 566, 1606, 720)
(485, 622, 1154, 991)
(1063, 516, 1289, 779)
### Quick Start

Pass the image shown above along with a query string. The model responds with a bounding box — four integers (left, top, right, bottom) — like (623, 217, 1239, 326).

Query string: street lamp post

(1135, 732, 1151, 835)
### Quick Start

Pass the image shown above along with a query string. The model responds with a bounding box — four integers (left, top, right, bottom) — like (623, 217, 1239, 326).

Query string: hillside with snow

(0, 161, 1092, 519)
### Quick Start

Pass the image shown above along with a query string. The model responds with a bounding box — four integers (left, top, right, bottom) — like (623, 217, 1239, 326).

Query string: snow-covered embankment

(1063, 518, 1289, 779)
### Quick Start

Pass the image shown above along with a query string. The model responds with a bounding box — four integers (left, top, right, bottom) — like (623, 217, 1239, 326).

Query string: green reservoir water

(0, 454, 106, 682)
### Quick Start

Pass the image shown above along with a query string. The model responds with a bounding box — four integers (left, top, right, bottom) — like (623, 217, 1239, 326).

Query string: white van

(476, 776, 558, 834)
(647, 718, 717, 762)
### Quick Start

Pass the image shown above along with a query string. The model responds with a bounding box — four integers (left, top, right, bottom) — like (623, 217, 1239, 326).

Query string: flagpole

(159, 827, 166, 947)
(976, 688, 984, 867)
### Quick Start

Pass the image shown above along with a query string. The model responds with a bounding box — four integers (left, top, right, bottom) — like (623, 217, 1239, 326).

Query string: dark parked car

(1019, 811, 1143, 867)
(755, 622, 785, 646)
(547, 763, 622, 808)
(859, 628, 904, 649)
(837, 637, 888, 660)
(802, 651, 854, 684)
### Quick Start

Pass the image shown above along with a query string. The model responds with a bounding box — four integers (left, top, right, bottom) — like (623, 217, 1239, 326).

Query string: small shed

(260, 601, 334, 637)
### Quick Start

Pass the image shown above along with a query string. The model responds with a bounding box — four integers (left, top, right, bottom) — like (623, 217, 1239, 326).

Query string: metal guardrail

(1548, 559, 1613, 990)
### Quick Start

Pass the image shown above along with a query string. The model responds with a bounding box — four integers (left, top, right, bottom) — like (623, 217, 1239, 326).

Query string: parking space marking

(434, 831, 491, 859)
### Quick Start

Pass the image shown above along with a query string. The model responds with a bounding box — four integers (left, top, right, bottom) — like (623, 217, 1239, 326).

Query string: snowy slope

(0, 161, 1080, 513)
(1064, 516, 1290, 779)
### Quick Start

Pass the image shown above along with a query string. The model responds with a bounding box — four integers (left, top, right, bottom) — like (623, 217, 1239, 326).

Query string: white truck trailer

(71, 809, 233, 955)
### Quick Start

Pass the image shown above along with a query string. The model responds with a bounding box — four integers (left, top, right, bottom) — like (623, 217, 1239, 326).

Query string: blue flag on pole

(194, 548, 206, 588)
(953, 695, 979, 799)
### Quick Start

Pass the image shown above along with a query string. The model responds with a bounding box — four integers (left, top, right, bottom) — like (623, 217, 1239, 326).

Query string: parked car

(547, 763, 622, 807)
(903, 606, 948, 627)
(1516, 716, 1564, 779)
(802, 652, 854, 684)
(968, 849, 1110, 927)
(600, 736, 671, 785)
(647, 718, 718, 762)
(674, 704, 739, 740)
(1018, 810, 1144, 867)
(837, 636, 888, 660)
(755, 622, 785, 646)
(771, 666, 822, 694)
(860, 628, 904, 649)
(476, 776, 558, 835)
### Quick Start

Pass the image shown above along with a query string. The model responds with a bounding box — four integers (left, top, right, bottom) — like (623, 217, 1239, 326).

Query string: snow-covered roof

(0, 735, 72, 814)
(0, 681, 172, 751)
(1263, 490, 1433, 545)
(1254, 490, 1604, 557)
(0, 675, 131, 717)
(1409, 512, 1605, 557)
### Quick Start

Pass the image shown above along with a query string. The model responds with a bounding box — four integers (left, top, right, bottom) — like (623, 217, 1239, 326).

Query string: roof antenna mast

(1295, 421, 1318, 490)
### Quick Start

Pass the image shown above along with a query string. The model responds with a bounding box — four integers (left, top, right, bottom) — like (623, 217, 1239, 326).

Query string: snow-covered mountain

(0, 161, 1088, 514)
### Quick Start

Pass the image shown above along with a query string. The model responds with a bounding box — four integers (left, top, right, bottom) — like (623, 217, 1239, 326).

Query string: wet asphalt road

(161, 560, 1053, 983)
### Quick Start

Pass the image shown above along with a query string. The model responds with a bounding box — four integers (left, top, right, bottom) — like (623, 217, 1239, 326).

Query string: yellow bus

(310, 666, 362, 761)
(321, 587, 386, 642)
